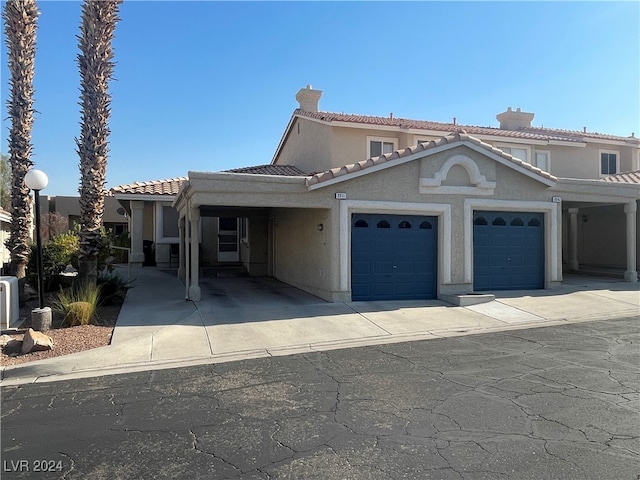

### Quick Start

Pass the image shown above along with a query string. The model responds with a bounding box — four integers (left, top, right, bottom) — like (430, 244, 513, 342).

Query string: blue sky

(1, 1, 639, 196)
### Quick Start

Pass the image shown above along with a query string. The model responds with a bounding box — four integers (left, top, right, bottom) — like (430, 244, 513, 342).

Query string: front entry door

(217, 217, 239, 262)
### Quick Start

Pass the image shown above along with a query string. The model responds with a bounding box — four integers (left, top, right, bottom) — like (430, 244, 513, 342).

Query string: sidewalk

(2, 267, 638, 386)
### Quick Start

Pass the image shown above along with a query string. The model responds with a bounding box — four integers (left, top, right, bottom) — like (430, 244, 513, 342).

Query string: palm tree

(3, 0, 39, 290)
(76, 0, 121, 285)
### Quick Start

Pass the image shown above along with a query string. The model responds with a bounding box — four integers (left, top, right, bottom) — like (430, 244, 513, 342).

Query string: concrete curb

(3, 309, 637, 386)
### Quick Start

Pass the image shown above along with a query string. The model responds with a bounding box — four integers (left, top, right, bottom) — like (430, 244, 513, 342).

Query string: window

(600, 150, 618, 175)
(398, 221, 412, 229)
(510, 217, 524, 226)
(367, 136, 397, 158)
(354, 219, 368, 228)
(492, 217, 506, 226)
(419, 220, 433, 229)
(162, 206, 179, 238)
(534, 151, 550, 171)
(376, 220, 391, 229)
(498, 146, 529, 163)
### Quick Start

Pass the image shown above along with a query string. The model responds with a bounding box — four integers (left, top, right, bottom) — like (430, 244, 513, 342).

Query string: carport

(173, 169, 338, 302)
(550, 177, 639, 282)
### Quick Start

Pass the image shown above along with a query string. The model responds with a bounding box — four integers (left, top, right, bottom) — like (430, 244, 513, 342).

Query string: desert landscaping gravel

(1, 299, 120, 367)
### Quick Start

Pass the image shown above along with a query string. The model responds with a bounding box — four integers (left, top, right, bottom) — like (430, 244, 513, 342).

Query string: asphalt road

(2, 317, 639, 480)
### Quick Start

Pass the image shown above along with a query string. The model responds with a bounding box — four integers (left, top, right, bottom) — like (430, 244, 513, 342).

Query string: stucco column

(177, 216, 186, 280)
(188, 207, 201, 301)
(130, 201, 145, 267)
(624, 201, 638, 283)
(568, 208, 579, 271)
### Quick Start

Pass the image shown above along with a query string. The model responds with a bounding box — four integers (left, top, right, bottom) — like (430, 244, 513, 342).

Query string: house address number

(335, 193, 347, 199)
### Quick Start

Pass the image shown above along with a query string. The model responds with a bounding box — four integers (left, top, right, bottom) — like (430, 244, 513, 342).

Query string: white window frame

(598, 149, 619, 177)
(533, 150, 550, 171)
(414, 136, 438, 146)
(367, 135, 398, 159)
(155, 202, 180, 244)
(496, 144, 531, 164)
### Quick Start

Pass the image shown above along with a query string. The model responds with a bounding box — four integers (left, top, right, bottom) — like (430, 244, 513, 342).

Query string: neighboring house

(110, 178, 186, 268)
(41, 195, 128, 236)
(115, 86, 640, 303)
(0, 207, 10, 273)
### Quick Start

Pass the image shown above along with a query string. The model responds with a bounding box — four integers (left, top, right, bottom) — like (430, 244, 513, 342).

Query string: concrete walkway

(2, 266, 638, 385)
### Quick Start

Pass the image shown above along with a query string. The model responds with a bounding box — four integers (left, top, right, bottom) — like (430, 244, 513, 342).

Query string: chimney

(295, 85, 322, 113)
(496, 107, 534, 130)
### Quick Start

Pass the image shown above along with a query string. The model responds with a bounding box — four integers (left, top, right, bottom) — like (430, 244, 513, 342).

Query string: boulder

(21, 328, 53, 354)
(0, 334, 13, 347)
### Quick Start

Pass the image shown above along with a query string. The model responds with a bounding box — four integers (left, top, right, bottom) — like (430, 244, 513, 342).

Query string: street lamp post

(24, 168, 51, 331)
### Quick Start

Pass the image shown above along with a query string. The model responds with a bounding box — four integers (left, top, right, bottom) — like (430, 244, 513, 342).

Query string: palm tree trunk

(76, 0, 121, 285)
(3, 0, 39, 302)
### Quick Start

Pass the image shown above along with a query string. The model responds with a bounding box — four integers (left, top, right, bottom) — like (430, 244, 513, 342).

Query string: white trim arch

(420, 154, 496, 195)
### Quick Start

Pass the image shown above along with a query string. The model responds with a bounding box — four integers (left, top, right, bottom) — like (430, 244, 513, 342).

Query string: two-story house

(114, 86, 640, 303)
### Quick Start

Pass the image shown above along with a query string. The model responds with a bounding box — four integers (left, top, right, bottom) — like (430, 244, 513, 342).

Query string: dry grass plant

(52, 282, 101, 326)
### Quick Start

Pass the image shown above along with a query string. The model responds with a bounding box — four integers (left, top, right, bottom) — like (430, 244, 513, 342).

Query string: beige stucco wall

(271, 207, 332, 300)
(275, 117, 333, 174)
(50, 196, 126, 225)
(569, 203, 640, 268)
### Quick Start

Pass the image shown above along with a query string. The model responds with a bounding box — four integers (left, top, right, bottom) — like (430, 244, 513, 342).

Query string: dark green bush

(97, 271, 132, 305)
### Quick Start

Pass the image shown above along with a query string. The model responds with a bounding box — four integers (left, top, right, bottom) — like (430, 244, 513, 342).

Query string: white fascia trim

(592, 138, 638, 147)
(339, 200, 452, 293)
(547, 140, 587, 147)
(463, 199, 560, 285)
(114, 194, 177, 202)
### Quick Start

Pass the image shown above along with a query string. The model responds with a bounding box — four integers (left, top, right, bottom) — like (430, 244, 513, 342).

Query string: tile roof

(602, 170, 640, 184)
(224, 164, 306, 176)
(294, 109, 640, 145)
(306, 131, 557, 187)
(110, 177, 187, 196)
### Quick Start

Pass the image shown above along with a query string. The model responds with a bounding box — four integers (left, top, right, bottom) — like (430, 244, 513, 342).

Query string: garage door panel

(352, 214, 437, 301)
(474, 211, 544, 290)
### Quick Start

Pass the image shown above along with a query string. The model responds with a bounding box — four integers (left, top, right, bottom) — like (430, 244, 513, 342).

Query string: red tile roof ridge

(602, 170, 640, 184)
(110, 176, 187, 195)
(295, 109, 637, 144)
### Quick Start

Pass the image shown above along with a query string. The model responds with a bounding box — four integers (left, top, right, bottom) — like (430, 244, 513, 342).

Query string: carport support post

(188, 207, 201, 301)
(130, 201, 146, 267)
(177, 216, 186, 280)
(624, 201, 638, 283)
(568, 208, 579, 271)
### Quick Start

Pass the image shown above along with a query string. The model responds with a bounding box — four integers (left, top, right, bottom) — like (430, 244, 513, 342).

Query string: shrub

(52, 283, 101, 327)
(97, 270, 132, 305)
(26, 227, 120, 291)
(27, 231, 79, 291)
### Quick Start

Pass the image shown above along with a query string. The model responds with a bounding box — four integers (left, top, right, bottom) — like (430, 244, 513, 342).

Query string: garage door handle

(393, 265, 397, 268)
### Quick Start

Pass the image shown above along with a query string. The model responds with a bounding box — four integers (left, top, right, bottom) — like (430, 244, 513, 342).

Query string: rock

(21, 328, 53, 354)
(0, 334, 13, 347)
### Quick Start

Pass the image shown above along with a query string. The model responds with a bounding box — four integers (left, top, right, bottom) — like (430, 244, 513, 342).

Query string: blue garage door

(351, 214, 437, 301)
(473, 211, 544, 290)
